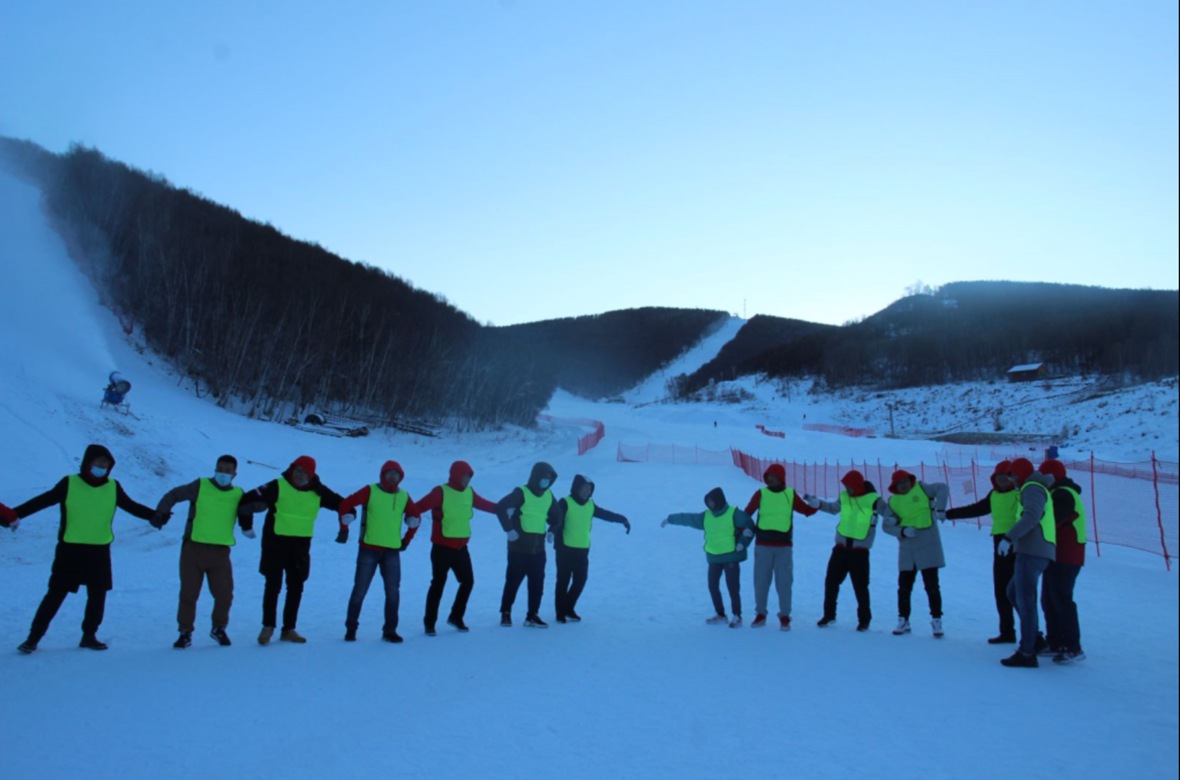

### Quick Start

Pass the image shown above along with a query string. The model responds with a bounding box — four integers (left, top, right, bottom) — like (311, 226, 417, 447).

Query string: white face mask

(213, 472, 234, 487)
(539, 478, 551, 489)
(91, 466, 109, 478)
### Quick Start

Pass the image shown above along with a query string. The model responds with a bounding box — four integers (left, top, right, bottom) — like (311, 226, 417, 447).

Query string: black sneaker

(79, 634, 109, 651)
(565, 610, 582, 623)
(382, 631, 404, 644)
(424, 623, 437, 637)
(1000, 651, 1039, 668)
(18, 635, 40, 654)
(210, 626, 232, 646)
(344, 628, 357, 642)
(555, 614, 568, 624)
(856, 621, 870, 632)
(174, 631, 193, 649)
(817, 616, 836, 627)
(987, 633, 1017, 645)
(446, 616, 469, 632)
(524, 615, 549, 629)
(501, 612, 512, 627)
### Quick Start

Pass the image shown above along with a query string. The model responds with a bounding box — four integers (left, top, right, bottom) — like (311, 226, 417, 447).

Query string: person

(995, 457, 1057, 668)
(805, 469, 883, 631)
(335, 460, 420, 644)
(945, 460, 1021, 644)
(1038, 458, 1086, 665)
(742, 463, 818, 630)
(153, 454, 254, 649)
(496, 462, 560, 628)
(10, 444, 156, 653)
(880, 469, 950, 638)
(550, 474, 630, 623)
(239, 455, 344, 645)
(411, 460, 498, 635)
(661, 487, 757, 627)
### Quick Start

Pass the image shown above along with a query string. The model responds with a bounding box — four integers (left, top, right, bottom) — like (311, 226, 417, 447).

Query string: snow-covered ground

(1, 168, 1177, 780)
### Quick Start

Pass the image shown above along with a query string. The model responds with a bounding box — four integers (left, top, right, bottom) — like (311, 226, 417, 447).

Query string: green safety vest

(988, 489, 1021, 536)
(1060, 486, 1086, 543)
(1020, 482, 1057, 545)
(191, 478, 243, 546)
(704, 506, 738, 555)
(274, 478, 322, 538)
(837, 490, 879, 541)
(440, 485, 474, 539)
(888, 485, 933, 529)
(362, 485, 408, 549)
(757, 488, 795, 533)
(519, 487, 553, 534)
(62, 474, 117, 545)
(562, 498, 595, 549)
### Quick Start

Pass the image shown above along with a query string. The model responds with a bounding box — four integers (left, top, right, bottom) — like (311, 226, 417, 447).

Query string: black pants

(260, 536, 312, 630)
(898, 566, 941, 619)
(992, 535, 1017, 637)
(424, 544, 475, 628)
(501, 549, 546, 616)
(823, 546, 871, 625)
(707, 562, 741, 617)
(30, 583, 108, 639)
(1042, 561, 1082, 650)
(555, 546, 590, 618)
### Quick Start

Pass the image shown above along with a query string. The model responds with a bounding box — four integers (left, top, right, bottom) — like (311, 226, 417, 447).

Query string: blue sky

(2, 1, 1176, 327)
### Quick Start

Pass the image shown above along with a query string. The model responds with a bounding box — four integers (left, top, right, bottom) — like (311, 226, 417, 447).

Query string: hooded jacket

(550, 474, 630, 549)
(811, 473, 882, 550)
(337, 460, 418, 551)
(496, 462, 560, 554)
(1051, 476, 1086, 567)
(879, 474, 949, 571)
(742, 464, 818, 547)
(1006, 472, 1057, 560)
(664, 487, 758, 565)
(241, 456, 344, 543)
(409, 460, 498, 550)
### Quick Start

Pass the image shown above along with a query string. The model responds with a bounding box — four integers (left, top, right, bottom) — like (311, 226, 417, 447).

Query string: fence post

(1151, 452, 1172, 571)
(1090, 451, 1101, 558)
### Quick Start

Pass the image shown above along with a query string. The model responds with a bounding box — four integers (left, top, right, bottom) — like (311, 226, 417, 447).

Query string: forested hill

(678, 281, 1178, 395)
(0, 138, 723, 427)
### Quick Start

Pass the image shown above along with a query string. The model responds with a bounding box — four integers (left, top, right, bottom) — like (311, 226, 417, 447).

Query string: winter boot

(382, 631, 404, 644)
(258, 626, 275, 645)
(344, 627, 357, 642)
(892, 617, 911, 635)
(210, 626, 232, 646)
(931, 618, 944, 638)
(280, 629, 307, 644)
(500, 612, 512, 627)
(79, 634, 109, 651)
(173, 631, 193, 649)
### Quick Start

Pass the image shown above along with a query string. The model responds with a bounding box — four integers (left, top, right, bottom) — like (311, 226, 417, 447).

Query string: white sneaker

(705, 614, 727, 625)
(932, 618, 944, 638)
(728, 615, 743, 628)
(892, 617, 911, 635)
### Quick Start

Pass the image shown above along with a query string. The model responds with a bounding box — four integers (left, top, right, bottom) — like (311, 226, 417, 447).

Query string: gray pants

(178, 541, 234, 632)
(1006, 553, 1050, 656)
(753, 545, 794, 617)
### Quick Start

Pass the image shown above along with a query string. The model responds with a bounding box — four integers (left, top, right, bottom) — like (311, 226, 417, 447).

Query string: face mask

(539, 478, 551, 489)
(91, 466, 109, 479)
(213, 472, 234, 487)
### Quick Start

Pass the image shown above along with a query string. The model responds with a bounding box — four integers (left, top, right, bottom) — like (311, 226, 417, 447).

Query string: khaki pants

(178, 541, 234, 632)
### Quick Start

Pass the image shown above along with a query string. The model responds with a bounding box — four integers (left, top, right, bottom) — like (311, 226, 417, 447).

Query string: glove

(546, 531, 554, 544)
(901, 527, 917, 538)
(997, 537, 1013, 556)
(660, 518, 669, 528)
(241, 528, 257, 540)
(803, 494, 821, 509)
(340, 512, 357, 526)
(506, 529, 520, 542)
(622, 519, 631, 535)
(935, 510, 947, 523)
(335, 526, 349, 544)
(735, 542, 746, 552)
(149, 512, 169, 530)
(741, 528, 754, 539)
(406, 515, 421, 529)
(0, 506, 17, 528)
(400, 537, 410, 550)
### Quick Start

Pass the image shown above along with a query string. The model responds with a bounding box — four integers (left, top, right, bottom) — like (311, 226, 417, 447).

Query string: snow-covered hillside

(1, 169, 1176, 780)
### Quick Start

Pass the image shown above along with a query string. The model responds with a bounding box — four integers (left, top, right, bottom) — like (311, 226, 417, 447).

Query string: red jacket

(408, 461, 497, 550)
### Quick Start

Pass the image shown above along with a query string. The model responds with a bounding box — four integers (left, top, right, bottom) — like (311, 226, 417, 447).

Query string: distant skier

(661, 487, 757, 628)
(153, 455, 255, 649)
(945, 460, 1021, 644)
(880, 470, 950, 638)
(239, 455, 344, 645)
(335, 460, 421, 643)
(805, 469, 884, 631)
(410, 460, 498, 635)
(10, 444, 156, 653)
(549, 474, 630, 623)
(1038, 459, 1086, 665)
(742, 463, 818, 630)
(496, 462, 560, 628)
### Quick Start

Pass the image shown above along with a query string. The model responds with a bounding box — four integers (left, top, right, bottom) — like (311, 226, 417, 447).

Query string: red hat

(1039, 459, 1066, 481)
(889, 470, 915, 493)
(1010, 458, 1034, 485)
(841, 470, 866, 495)
(764, 463, 786, 484)
(292, 455, 317, 479)
(993, 460, 1012, 476)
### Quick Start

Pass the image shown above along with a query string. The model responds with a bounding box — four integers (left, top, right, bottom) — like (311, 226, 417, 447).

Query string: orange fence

(539, 415, 606, 455)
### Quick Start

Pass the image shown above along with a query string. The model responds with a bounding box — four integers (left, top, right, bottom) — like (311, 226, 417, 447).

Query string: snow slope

(1, 169, 1177, 780)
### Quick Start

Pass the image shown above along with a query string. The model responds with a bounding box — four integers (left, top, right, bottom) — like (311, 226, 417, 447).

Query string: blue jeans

(1006, 553, 1050, 655)
(707, 562, 741, 617)
(345, 546, 401, 634)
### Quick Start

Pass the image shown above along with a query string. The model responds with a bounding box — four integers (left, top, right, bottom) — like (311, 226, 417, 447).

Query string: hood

(1010, 458, 1035, 487)
(1024, 471, 1055, 490)
(763, 463, 787, 490)
(704, 486, 728, 512)
(379, 460, 404, 487)
(1039, 458, 1067, 482)
(990, 460, 1015, 491)
(888, 470, 916, 495)
(569, 474, 595, 504)
(282, 455, 319, 489)
(526, 461, 558, 494)
(447, 460, 474, 489)
(81, 443, 115, 483)
(841, 469, 867, 496)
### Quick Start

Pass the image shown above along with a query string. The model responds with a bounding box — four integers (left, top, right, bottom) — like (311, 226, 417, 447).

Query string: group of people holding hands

(1, 444, 1084, 669)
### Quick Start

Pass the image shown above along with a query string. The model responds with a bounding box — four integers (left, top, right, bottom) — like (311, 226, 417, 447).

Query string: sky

(1, 165, 1177, 780)
(1, 1, 1177, 327)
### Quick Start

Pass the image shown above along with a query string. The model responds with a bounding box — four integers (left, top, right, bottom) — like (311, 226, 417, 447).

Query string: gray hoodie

(1007, 473, 1057, 561)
